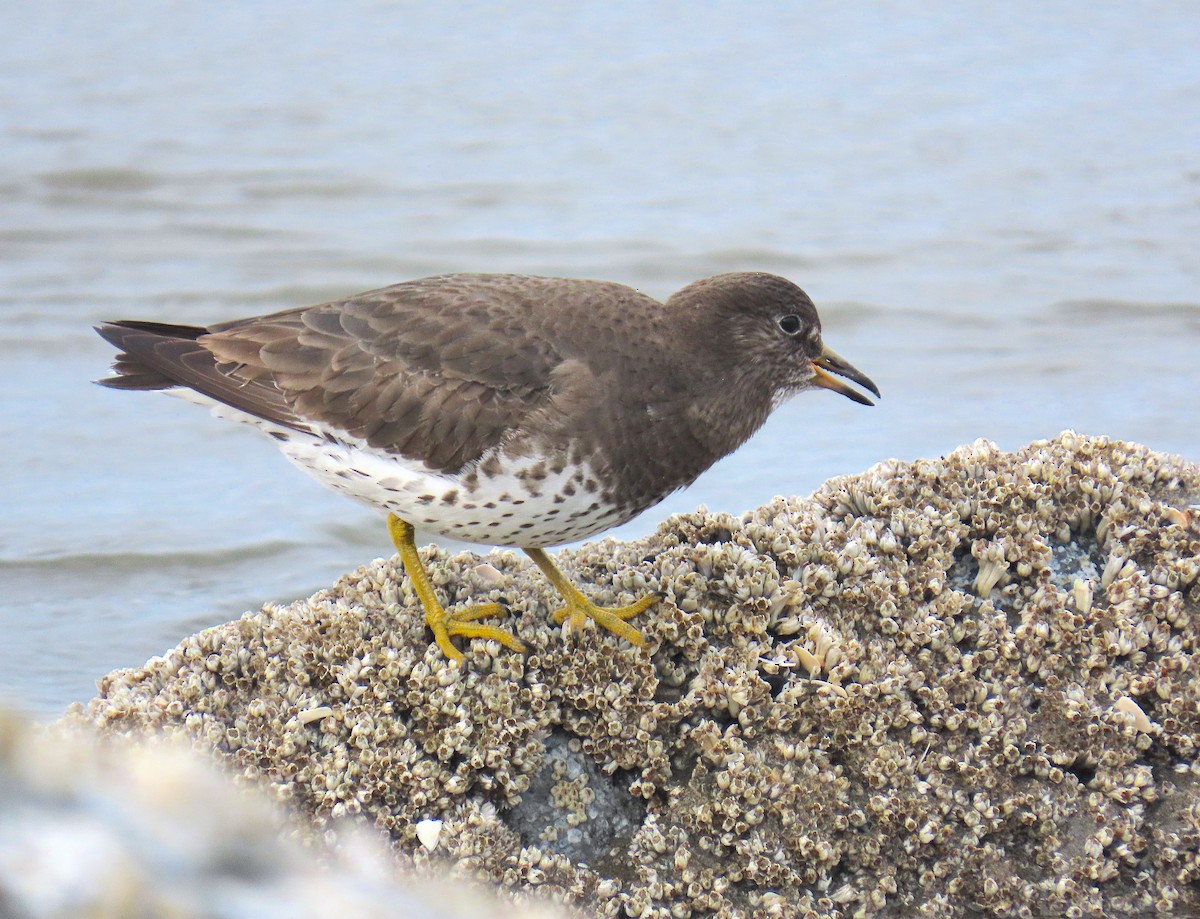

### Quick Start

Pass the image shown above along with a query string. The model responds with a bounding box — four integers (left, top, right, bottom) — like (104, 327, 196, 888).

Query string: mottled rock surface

(65, 434, 1200, 918)
(0, 707, 562, 919)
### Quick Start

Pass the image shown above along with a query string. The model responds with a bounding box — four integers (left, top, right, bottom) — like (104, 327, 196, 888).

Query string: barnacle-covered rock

(64, 433, 1200, 918)
(0, 706, 565, 919)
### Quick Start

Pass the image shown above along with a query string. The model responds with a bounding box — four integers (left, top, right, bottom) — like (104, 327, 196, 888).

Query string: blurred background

(3, 2, 1198, 717)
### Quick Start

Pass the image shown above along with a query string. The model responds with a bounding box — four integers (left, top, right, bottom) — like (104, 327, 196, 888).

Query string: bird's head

(671, 272, 880, 408)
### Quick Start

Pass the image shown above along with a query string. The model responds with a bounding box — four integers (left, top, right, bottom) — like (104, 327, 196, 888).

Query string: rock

(61, 433, 1200, 918)
(0, 708, 562, 919)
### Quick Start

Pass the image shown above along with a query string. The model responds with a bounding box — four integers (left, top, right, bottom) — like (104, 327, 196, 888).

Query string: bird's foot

(425, 602, 526, 663)
(524, 547, 656, 647)
(388, 513, 526, 662)
(550, 592, 656, 646)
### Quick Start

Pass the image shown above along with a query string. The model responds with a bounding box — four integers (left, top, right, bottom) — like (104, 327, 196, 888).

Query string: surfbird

(96, 272, 879, 661)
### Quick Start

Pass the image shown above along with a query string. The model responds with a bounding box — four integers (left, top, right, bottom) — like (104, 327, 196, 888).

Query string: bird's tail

(94, 320, 208, 390)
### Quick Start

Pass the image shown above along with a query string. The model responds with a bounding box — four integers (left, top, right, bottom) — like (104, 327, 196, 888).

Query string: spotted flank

(282, 434, 631, 547)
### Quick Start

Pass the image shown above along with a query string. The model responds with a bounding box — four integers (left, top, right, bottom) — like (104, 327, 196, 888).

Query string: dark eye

(777, 314, 803, 336)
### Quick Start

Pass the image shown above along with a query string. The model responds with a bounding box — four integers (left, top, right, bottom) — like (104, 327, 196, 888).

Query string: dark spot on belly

(440, 490, 459, 505)
(562, 482, 576, 497)
(269, 431, 289, 442)
(417, 494, 435, 505)
(480, 454, 503, 477)
(483, 501, 497, 509)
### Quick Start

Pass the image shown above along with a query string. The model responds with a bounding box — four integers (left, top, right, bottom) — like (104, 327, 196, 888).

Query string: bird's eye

(777, 314, 803, 336)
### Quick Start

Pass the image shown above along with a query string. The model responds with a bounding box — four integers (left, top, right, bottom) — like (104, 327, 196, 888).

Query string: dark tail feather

(98, 319, 208, 341)
(93, 320, 306, 432)
(95, 369, 177, 391)
(94, 320, 209, 390)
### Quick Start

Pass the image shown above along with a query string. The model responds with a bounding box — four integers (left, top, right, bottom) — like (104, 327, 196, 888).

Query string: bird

(95, 272, 879, 661)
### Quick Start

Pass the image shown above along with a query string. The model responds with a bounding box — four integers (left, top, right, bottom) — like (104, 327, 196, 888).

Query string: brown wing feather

(99, 274, 663, 475)
(198, 275, 581, 473)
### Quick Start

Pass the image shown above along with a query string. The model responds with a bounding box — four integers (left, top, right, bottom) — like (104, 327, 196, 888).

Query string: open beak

(811, 346, 880, 406)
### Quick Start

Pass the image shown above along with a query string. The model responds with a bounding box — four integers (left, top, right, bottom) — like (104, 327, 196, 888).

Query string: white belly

(278, 434, 629, 548)
(169, 389, 630, 548)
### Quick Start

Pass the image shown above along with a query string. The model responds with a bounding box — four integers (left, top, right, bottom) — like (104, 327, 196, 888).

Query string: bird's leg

(387, 514, 526, 662)
(522, 548, 655, 647)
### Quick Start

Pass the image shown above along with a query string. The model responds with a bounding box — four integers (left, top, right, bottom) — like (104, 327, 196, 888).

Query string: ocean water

(2, 2, 1198, 718)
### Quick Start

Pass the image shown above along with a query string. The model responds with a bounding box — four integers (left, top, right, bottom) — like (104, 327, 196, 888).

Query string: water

(3, 2, 1198, 718)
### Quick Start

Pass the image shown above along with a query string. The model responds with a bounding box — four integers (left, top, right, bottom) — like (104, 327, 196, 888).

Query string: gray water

(3, 2, 1198, 718)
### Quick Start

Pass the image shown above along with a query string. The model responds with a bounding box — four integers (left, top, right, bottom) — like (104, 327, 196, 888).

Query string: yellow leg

(523, 548, 655, 647)
(388, 514, 526, 662)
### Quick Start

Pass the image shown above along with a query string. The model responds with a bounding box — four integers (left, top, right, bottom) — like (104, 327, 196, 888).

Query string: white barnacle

(415, 817, 443, 851)
(1100, 554, 1126, 590)
(778, 640, 847, 695)
(973, 558, 1007, 597)
(726, 686, 751, 717)
(774, 615, 802, 636)
(1071, 579, 1093, 616)
(831, 884, 858, 904)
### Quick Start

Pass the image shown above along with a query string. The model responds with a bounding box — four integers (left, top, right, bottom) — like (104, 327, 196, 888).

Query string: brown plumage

(96, 271, 879, 660)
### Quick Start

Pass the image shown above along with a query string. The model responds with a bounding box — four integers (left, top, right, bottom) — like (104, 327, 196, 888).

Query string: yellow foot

(425, 601, 526, 663)
(550, 592, 657, 645)
(524, 547, 657, 647)
(388, 514, 526, 662)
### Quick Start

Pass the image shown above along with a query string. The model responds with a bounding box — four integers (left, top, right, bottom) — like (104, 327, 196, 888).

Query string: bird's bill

(811, 346, 880, 406)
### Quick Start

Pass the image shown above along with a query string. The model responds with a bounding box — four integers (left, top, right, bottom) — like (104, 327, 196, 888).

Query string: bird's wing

(198, 275, 574, 473)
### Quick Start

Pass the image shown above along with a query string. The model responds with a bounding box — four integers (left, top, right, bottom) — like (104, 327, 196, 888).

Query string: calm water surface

(3, 2, 1198, 717)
